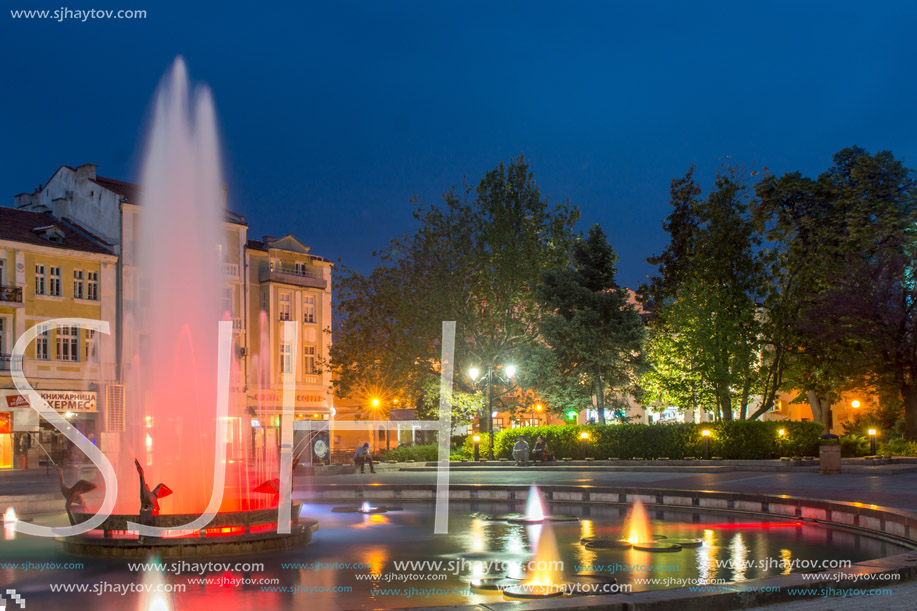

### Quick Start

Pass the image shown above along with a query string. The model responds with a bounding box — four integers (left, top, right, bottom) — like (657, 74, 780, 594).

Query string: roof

(92, 175, 247, 226)
(0, 207, 114, 255)
(246, 238, 330, 263)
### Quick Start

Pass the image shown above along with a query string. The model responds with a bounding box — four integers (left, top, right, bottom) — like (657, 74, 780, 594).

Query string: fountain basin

(58, 503, 315, 557)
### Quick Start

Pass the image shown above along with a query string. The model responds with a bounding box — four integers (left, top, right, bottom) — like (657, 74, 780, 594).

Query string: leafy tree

(755, 147, 917, 435)
(329, 155, 579, 454)
(640, 167, 766, 420)
(526, 225, 647, 424)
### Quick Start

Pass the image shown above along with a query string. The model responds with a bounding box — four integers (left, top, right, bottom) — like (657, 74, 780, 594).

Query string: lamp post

(868, 428, 877, 455)
(469, 363, 517, 460)
(702, 429, 710, 460)
(580, 430, 589, 460)
(473, 434, 480, 461)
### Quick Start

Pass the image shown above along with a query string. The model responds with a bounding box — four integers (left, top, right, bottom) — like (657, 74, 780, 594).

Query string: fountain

(485, 484, 579, 523)
(56, 58, 315, 556)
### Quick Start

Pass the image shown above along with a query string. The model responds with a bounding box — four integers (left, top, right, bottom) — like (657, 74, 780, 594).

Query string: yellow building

(0, 206, 117, 469)
(245, 235, 334, 456)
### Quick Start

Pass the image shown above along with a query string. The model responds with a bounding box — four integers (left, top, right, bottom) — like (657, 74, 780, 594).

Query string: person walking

(353, 442, 376, 474)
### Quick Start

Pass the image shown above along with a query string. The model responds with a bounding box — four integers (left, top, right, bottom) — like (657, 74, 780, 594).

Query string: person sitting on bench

(532, 435, 552, 464)
(512, 436, 529, 466)
(353, 442, 376, 474)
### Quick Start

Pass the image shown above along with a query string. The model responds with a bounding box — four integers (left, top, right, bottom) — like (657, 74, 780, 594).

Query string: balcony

(259, 264, 326, 289)
(223, 262, 240, 277)
(0, 354, 24, 373)
(0, 285, 23, 303)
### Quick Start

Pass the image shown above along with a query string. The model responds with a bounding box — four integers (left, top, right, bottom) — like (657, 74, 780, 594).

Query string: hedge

(378, 444, 440, 462)
(460, 421, 825, 460)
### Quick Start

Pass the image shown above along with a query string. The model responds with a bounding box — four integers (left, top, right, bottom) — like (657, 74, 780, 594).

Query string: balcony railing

(259, 264, 326, 289)
(232, 317, 244, 330)
(0, 286, 23, 303)
(0, 354, 24, 373)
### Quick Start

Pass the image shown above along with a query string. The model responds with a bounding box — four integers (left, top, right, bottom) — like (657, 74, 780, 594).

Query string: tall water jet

(122, 57, 230, 514)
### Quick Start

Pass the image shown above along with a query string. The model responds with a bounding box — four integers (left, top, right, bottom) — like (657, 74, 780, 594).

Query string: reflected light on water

(469, 518, 485, 553)
(729, 533, 748, 582)
(696, 529, 718, 583)
(779, 548, 793, 576)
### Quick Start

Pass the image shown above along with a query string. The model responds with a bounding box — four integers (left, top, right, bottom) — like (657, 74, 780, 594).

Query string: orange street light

(852, 400, 861, 408)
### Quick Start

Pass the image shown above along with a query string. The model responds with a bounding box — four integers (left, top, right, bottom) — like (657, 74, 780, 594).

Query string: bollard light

(473, 435, 481, 461)
(778, 429, 786, 437)
(868, 429, 877, 455)
(702, 429, 710, 460)
(580, 430, 589, 460)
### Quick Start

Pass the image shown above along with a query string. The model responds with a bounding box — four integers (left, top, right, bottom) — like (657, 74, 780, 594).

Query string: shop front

(247, 389, 331, 465)
(1, 389, 98, 468)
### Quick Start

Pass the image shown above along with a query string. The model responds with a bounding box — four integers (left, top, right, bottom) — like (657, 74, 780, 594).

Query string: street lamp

(702, 429, 710, 460)
(473, 434, 481, 461)
(580, 430, 589, 459)
(868, 428, 877, 455)
(468, 363, 518, 460)
(851, 400, 861, 408)
(778, 429, 786, 437)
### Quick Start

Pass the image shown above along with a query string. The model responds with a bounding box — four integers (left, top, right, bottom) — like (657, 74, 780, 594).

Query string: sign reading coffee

(5, 391, 97, 413)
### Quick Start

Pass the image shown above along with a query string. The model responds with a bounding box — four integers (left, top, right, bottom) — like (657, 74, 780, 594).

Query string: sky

(3, 1, 917, 290)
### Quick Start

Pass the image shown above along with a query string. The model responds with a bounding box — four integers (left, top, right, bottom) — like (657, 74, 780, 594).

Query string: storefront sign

(4, 391, 97, 413)
(248, 391, 326, 405)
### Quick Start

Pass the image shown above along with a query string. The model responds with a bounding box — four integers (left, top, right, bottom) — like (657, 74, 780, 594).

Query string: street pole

(486, 365, 494, 460)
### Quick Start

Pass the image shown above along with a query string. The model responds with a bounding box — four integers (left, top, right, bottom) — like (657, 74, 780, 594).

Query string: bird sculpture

(134, 459, 173, 515)
(53, 464, 97, 525)
(253, 447, 307, 498)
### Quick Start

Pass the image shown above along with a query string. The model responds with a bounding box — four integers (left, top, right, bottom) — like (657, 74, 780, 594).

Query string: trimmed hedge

(460, 421, 824, 461)
(379, 444, 440, 462)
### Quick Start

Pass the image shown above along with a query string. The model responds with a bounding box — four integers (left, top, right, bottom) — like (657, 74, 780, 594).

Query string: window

(0, 259, 5, 286)
(87, 271, 99, 301)
(0, 317, 5, 354)
(222, 288, 232, 316)
(73, 270, 84, 299)
(280, 342, 293, 374)
(295, 262, 307, 276)
(303, 345, 316, 375)
(85, 329, 99, 363)
(303, 295, 316, 323)
(49, 266, 61, 296)
(56, 325, 79, 361)
(279, 292, 292, 321)
(36, 325, 49, 360)
(35, 265, 45, 295)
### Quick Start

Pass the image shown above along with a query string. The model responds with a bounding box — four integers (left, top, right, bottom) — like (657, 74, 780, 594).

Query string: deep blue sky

(3, 1, 916, 289)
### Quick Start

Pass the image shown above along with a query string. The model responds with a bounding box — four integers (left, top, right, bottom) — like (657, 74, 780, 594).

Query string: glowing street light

(851, 400, 861, 408)
(371, 398, 380, 407)
(778, 429, 786, 437)
(468, 363, 520, 459)
(868, 428, 878, 455)
(702, 429, 711, 460)
(473, 434, 481, 461)
(580, 430, 590, 459)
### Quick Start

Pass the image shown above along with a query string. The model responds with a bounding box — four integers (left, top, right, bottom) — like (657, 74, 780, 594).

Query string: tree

(754, 147, 917, 434)
(329, 155, 580, 452)
(640, 167, 766, 420)
(528, 224, 646, 425)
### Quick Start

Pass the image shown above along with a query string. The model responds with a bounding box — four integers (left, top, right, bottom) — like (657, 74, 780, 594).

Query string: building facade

(0, 206, 117, 469)
(4, 164, 333, 468)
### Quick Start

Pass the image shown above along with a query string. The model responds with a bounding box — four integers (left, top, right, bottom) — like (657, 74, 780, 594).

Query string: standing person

(18, 433, 31, 470)
(353, 442, 376, 474)
(512, 436, 529, 466)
